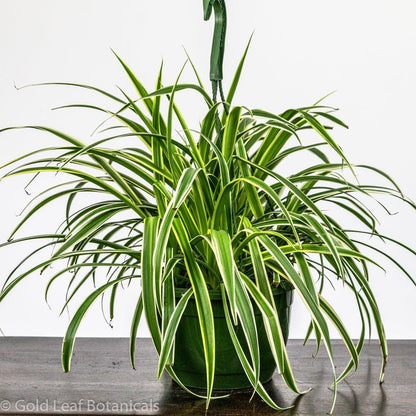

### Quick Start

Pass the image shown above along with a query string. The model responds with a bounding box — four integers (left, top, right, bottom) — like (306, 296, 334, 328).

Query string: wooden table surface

(0, 337, 414, 415)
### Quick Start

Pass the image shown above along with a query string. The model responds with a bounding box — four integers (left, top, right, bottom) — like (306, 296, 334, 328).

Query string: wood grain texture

(0, 338, 414, 415)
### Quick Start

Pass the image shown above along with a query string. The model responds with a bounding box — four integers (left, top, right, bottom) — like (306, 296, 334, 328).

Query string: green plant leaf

(141, 217, 162, 352)
(222, 34, 253, 117)
(62, 275, 135, 372)
(172, 219, 215, 407)
(210, 230, 237, 323)
(157, 288, 193, 378)
(221, 285, 292, 411)
(257, 234, 338, 413)
(129, 293, 143, 369)
(222, 106, 242, 163)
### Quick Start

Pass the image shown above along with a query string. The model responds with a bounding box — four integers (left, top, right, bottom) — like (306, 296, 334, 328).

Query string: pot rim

(175, 283, 293, 300)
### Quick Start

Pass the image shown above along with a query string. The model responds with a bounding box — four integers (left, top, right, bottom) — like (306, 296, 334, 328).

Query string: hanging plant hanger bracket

(203, 0, 227, 106)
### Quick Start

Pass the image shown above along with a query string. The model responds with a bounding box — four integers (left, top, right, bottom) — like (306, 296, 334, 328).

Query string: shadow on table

(154, 358, 389, 416)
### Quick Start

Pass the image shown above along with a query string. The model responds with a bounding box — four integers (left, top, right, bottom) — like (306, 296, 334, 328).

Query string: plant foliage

(1, 46, 415, 413)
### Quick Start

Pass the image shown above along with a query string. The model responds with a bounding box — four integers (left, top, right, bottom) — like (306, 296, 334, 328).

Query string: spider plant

(0, 45, 415, 414)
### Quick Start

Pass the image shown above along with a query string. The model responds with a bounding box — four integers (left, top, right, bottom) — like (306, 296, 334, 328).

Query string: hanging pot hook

(203, 0, 228, 112)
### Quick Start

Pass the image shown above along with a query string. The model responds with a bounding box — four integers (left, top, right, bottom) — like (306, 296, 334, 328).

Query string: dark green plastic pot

(172, 286, 293, 390)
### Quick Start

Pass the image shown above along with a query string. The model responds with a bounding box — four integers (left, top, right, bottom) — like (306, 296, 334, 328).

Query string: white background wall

(0, 0, 415, 340)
